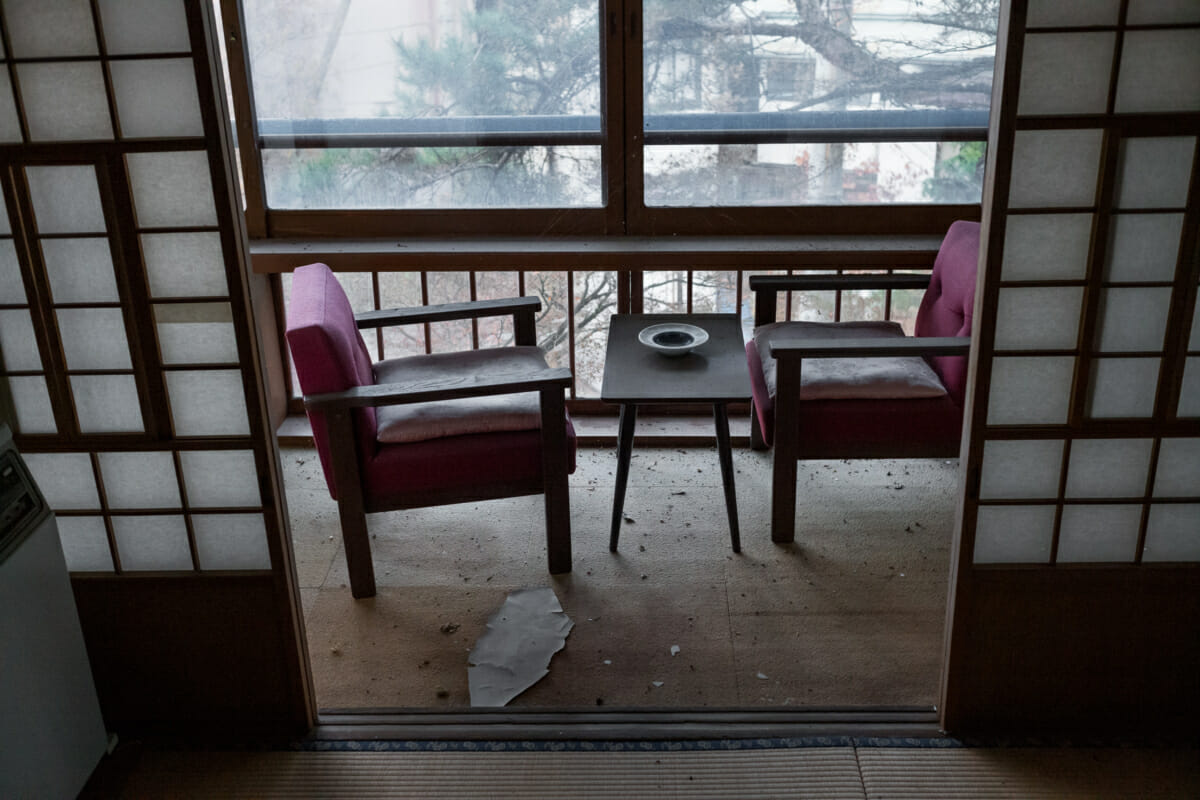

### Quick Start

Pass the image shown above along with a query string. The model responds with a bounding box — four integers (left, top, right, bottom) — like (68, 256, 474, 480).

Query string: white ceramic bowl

(637, 322, 709, 357)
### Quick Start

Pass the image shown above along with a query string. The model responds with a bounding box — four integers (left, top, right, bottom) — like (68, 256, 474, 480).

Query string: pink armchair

(285, 263, 575, 598)
(746, 220, 980, 543)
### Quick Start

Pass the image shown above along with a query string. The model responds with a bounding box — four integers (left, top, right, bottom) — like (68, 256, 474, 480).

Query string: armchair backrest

(285, 263, 378, 493)
(914, 220, 980, 406)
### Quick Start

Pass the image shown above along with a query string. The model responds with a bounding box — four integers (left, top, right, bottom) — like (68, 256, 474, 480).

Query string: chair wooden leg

(771, 360, 801, 544)
(540, 386, 572, 574)
(749, 400, 768, 451)
(336, 497, 377, 599)
(325, 408, 376, 598)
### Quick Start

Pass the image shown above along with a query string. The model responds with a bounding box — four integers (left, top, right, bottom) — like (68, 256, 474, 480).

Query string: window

(232, 0, 997, 235)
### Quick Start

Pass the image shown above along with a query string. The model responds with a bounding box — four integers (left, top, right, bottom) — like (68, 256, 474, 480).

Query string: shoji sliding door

(942, 0, 1200, 733)
(0, 0, 309, 730)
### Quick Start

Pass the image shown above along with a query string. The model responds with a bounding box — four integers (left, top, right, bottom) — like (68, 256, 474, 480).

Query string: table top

(600, 313, 752, 404)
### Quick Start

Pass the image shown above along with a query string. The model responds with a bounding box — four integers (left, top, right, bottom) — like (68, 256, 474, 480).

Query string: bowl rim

(637, 322, 710, 352)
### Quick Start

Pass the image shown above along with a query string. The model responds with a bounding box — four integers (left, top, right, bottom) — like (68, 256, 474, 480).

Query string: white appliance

(0, 425, 109, 799)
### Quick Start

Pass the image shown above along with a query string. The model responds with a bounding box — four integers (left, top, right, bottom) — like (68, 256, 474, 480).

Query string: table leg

(609, 403, 637, 552)
(713, 403, 741, 553)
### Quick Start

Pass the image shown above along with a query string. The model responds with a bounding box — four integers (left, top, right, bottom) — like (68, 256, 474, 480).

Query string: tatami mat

(112, 745, 1199, 799)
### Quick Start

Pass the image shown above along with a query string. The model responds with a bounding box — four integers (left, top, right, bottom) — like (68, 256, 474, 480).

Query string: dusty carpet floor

(283, 442, 958, 710)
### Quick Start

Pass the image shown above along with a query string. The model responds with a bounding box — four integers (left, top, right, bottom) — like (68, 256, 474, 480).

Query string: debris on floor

(467, 587, 573, 707)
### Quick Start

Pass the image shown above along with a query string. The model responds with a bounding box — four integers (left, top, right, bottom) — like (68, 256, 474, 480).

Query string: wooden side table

(600, 313, 751, 553)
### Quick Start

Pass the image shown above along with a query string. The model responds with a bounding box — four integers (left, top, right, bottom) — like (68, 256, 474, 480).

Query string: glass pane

(573, 270, 615, 397)
(526, 271, 570, 371)
(1114, 137, 1195, 210)
(1002, 214, 1092, 281)
(0, 241, 23, 304)
(1026, 0, 1121, 27)
(425, 271, 472, 356)
(56, 308, 133, 370)
(994, 287, 1081, 350)
(1142, 504, 1200, 562)
(1087, 357, 1160, 419)
(26, 166, 106, 234)
(111, 59, 204, 138)
(1064, 438, 1154, 499)
(979, 439, 1064, 500)
(97, 451, 181, 509)
(179, 450, 261, 508)
(1154, 438, 1200, 498)
(70, 374, 144, 433)
(262, 147, 602, 210)
(645, 140, 986, 206)
(126, 151, 218, 227)
(192, 513, 271, 570)
(41, 238, 120, 303)
(973, 505, 1055, 564)
(165, 369, 250, 436)
(1114, 30, 1200, 114)
(0, 309, 42, 370)
(140, 232, 229, 298)
(154, 303, 239, 364)
(377, 271, 427, 359)
(20, 452, 99, 509)
(5, 0, 99, 58)
(0, 70, 23, 143)
(16, 62, 114, 141)
(987, 356, 1075, 425)
(1018, 33, 1114, 116)
(98, 0, 191, 55)
(1095, 287, 1173, 353)
(1057, 504, 1141, 563)
(244, 0, 602, 210)
(1008, 130, 1102, 208)
(1105, 213, 1183, 283)
(8, 376, 56, 434)
(111, 514, 193, 571)
(57, 516, 114, 572)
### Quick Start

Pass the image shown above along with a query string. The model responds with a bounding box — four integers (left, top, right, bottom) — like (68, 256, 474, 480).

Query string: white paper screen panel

(979, 439, 1064, 499)
(1114, 30, 1200, 114)
(1057, 504, 1142, 563)
(0, 241, 22, 303)
(1001, 214, 1092, 281)
(0, 71, 23, 143)
(1095, 287, 1173, 353)
(126, 152, 218, 227)
(1154, 438, 1200, 497)
(17, 62, 114, 141)
(140, 232, 229, 297)
(41, 238, 121, 303)
(1105, 213, 1184, 283)
(1114, 137, 1196, 209)
(8, 377, 55, 434)
(987, 356, 1075, 425)
(1025, 0, 1121, 27)
(179, 450, 261, 508)
(1064, 438, 1154, 498)
(1018, 33, 1114, 116)
(111, 59, 204, 139)
(56, 308, 133, 370)
(994, 287, 1081, 350)
(1142, 505, 1200, 562)
(1126, 0, 1200, 24)
(97, 0, 192, 55)
(973, 505, 1056, 564)
(111, 514, 192, 571)
(1088, 357, 1160, 418)
(1179, 359, 1200, 417)
(70, 374, 144, 433)
(25, 166, 107, 234)
(155, 304, 239, 365)
(3, 0, 99, 57)
(57, 516, 115, 572)
(1008, 130, 1103, 208)
(97, 451, 181, 509)
(1190, 298, 1199, 351)
(20, 452, 99, 509)
(165, 369, 250, 436)
(193, 514, 271, 570)
(0, 309, 41, 370)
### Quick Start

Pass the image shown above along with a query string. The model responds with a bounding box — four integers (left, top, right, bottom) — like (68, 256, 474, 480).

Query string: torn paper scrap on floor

(468, 587, 573, 707)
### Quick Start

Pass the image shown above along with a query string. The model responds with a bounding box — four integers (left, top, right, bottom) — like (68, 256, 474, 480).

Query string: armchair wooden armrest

(355, 296, 541, 345)
(750, 274, 931, 325)
(304, 366, 573, 411)
(769, 336, 970, 360)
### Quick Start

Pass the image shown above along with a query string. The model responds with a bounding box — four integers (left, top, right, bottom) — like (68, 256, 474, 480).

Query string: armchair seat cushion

(752, 320, 949, 401)
(374, 346, 550, 444)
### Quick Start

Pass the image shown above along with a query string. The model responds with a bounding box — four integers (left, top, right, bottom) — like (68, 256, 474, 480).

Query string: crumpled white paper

(468, 587, 573, 707)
